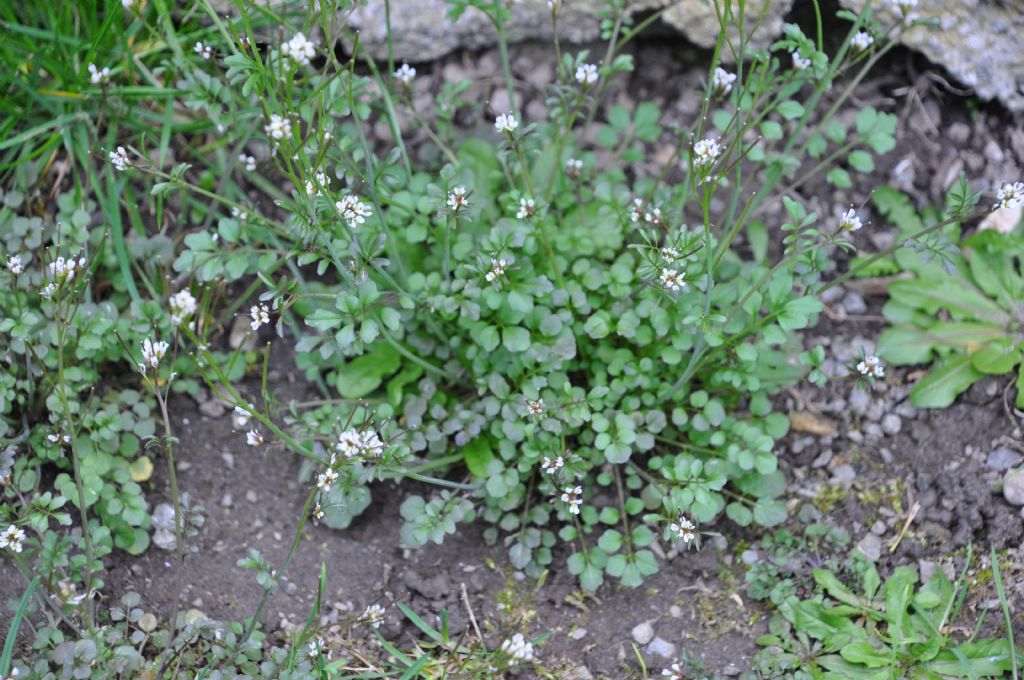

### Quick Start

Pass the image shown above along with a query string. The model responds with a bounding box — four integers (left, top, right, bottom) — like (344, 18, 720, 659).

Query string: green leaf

(826, 167, 852, 188)
(463, 438, 494, 478)
(501, 326, 531, 352)
(910, 354, 984, 408)
(726, 502, 753, 526)
(752, 499, 787, 527)
(777, 100, 805, 120)
(840, 642, 891, 668)
(848, 150, 875, 173)
(970, 341, 1021, 375)
(335, 344, 401, 398)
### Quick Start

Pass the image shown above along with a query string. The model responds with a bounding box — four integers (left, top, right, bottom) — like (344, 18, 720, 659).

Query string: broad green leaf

(909, 354, 984, 408)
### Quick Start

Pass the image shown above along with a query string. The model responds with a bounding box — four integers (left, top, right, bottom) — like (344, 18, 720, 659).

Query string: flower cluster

(994, 181, 1024, 210)
(659, 268, 686, 292)
(516, 197, 535, 220)
(336, 428, 385, 459)
(0, 524, 26, 553)
(485, 257, 507, 284)
(525, 398, 544, 416)
(42, 256, 88, 297)
(306, 637, 329, 659)
(851, 31, 874, 52)
(110, 146, 130, 171)
(838, 208, 862, 232)
(139, 338, 169, 373)
(500, 632, 534, 663)
(169, 289, 197, 325)
(88, 63, 110, 84)
(494, 113, 518, 134)
(281, 32, 316, 65)
(360, 603, 385, 628)
(250, 304, 270, 331)
(239, 154, 257, 172)
(560, 485, 583, 514)
(394, 63, 416, 86)
(335, 194, 373, 228)
(48, 433, 71, 446)
(265, 114, 292, 141)
(7, 255, 23, 275)
(305, 170, 328, 197)
(669, 515, 696, 544)
(566, 158, 583, 177)
(792, 51, 811, 71)
(541, 455, 564, 474)
(712, 67, 736, 95)
(193, 42, 213, 60)
(857, 354, 885, 379)
(246, 430, 264, 446)
(692, 137, 722, 171)
(575, 63, 598, 85)
(447, 186, 469, 212)
(316, 467, 339, 492)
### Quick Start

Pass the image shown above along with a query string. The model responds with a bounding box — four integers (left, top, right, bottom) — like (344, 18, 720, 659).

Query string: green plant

(876, 183, 1024, 407)
(747, 553, 1023, 678)
(744, 522, 858, 606)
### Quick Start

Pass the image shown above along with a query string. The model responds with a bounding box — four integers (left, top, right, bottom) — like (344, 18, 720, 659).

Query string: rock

(229, 315, 257, 351)
(841, 0, 1024, 112)
(841, 291, 867, 315)
(336, 0, 788, 65)
(198, 397, 227, 418)
(831, 464, 857, 488)
(855, 533, 882, 562)
(986, 446, 1023, 471)
(1003, 467, 1024, 506)
(569, 627, 588, 640)
(811, 449, 833, 469)
(631, 620, 654, 645)
(563, 667, 593, 680)
(789, 410, 838, 437)
(646, 637, 677, 659)
(220, 493, 234, 508)
(849, 388, 870, 415)
(153, 528, 176, 551)
(402, 570, 451, 600)
(881, 414, 902, 435)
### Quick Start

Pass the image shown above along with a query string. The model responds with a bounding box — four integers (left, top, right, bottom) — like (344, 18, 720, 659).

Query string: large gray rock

(841, 0, 1024, 112)
(343, 0, 789, 64)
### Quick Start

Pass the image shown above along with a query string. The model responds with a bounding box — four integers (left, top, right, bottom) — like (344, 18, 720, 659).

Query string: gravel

(631, 621, 654, 645)
(986, 446, 1023, 471)
(1003, 467, 1024, 506)
(855, 533, 883, 561)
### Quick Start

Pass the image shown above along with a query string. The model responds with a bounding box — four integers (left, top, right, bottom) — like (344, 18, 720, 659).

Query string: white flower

(792, 51, 812, 71)
(122, 0, 135, 7)
(361, 430, 385, 458)
(48, 256, 86, 283)
(644, 207, 662, 224)
(0, 525, 26, 553)
(281, 32, 316, 65)
(6, 255, 23, 275)
(566, 158, 583, 176)
(249, 304, 270, 331)
(194, 42, 212, 60)
(110, 146, 130, 171)
(661, 246, 680, 261)
(336, 429, 385, 459)
(169, 289, 197, 324)
(305, 170, 328, 197)
(47, 433, 71, 445)
(232, 406, 251, 429)
(889, 0, 918, 14)
(360, 603, 385, 628)
(57, 578, 87, 606)
(838, 208, 862, 232)
(630, 197, 645, 223)
(660, 268, 686, 292)
(238, 154, 257, 172)
(307, 637, 325, 658)
(246, 430, 263, 446)
(994, 182, 1024, 210)
(575, 63, 598, 85)
(662, 663, 684, 679)
(394, 62, 416, 85)
(447, 186, 469, 211)
(560, 485, 583, 514)
(316, 467, 338, 491)
(140, 338, 169, 371)
(485, 257, 507, 284)
(335, 194, 373, 228)
(232, 206, 248, 221)
(500, 632, 534, 663)
(88, 64, 111, 85)
(40, 283, 56, 299)
(692, 137, 722, 170)
(851, 31, 874, 52)
(516, 197, 535, 220)
(494, 113, 519, 134)
(311, 503, 325, 521)
(541, 456, 564, 475)
(669, 516, 696, 543)
(856, 354, 885, 379)
(525, 399, 544, 416)
(712, 67, 736, 95)
(264, 114, 292, 141)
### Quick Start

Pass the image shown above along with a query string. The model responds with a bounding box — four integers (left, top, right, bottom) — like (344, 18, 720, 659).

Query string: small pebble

(881, 414, 902, 435)
(646, 637, 676, 659)
(631, 621, 654, 645)
(220, 493, 233, 508)
(245, 490, 258, 503)
(1002, 467, 1024, 506)
(570, 628, 588, 640)
(856, 533, 882, 561)
(986, 446, 1023, 471)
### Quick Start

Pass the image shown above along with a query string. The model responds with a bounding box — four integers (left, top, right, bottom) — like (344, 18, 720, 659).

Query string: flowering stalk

(510, 139, 564, 288)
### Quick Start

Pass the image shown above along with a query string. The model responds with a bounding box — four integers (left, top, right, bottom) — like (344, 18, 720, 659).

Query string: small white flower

(485, 257, 507, 284)
(566, 158, 583, 177)
(838, 207, 862, 232)
(712, 67, 736, 95)
(994, 182, 1024, 210)
(669, 516, 696, 543)
(231, 206, 248, 221)
(110, 146, 130, 171)
(660, 268, 686, 292)
(121, 0, 134, 7)
(335, 194, 373, 229)
(516, 197, 535, 220)
(447, 186, 469, 211)
(630, 197, 645, 223)
(525, 399, 544, 416)
(307, 637, 325, 658)
(57, 578, 87, 606)
(692, 137, 722, 170)
(500, 632, 534, 663)
(47, 433, 71, 445)
(246, 430, 263, 446)
(140, 338, 169, 370)
(311, 503, 325, 521)
(851, 31, 874, 52)
(232, 406, 251, 429)
(305, 170, 328, 197)
(264, 114, 292, 141)
(238, 154, 257, 172)
(889, 0, 918, 14)
(250, 304, 270, 331)
(0, 524, 26, 553)
(792, 51, 812, 71)
(316, 467, 339, 491)
(48, 256, 86, 283)
(169, 289, 197, 325)
(494, 113, 519, 134)
(360, 603, 385, 628)
(88, 64, 111, 85)
(856, 354, 885, 379)
(644, 207, 662, 225)
(336, 429, 364, 459)
(6, 255, 23, 275)
(575, 63, 598, 85)
(541, 456, 564, 475)
(361, 430, 385, 458)
(661, 246, 680, 261)
(394, 62, 416, 86)
(560, 485, 583, 514)
(662, 663, 684, 679)
(40, 283, 56, 299)
(194, 42, 213, 60)
(281, 32, 316, 65)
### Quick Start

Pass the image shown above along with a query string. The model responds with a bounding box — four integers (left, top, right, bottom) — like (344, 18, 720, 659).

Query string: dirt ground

(4, 7, 1024, 678)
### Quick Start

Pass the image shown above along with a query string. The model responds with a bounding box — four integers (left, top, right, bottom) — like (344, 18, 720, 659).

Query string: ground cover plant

(1, 0, 1022, 677)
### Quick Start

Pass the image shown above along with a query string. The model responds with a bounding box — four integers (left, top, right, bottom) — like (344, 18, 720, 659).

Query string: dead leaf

(129, 455, 153, 482)
(788, 410, 837, 437)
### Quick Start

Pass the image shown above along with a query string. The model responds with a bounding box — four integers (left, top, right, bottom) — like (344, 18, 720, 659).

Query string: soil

(4, 4, 1024, 678)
